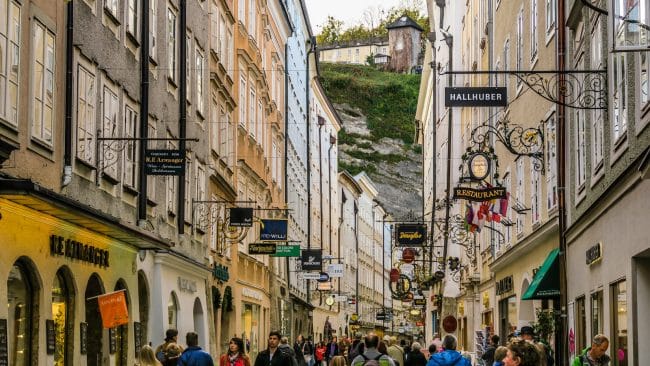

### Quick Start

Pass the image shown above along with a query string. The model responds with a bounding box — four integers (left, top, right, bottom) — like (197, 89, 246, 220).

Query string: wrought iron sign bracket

(441, 70, 607, 110)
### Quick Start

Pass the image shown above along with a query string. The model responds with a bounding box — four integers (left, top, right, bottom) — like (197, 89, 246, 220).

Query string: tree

(316, 16, 344, 45)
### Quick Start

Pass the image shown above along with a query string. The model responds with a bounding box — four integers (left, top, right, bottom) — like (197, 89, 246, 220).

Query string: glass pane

(591, 291, 603, 337)
(167, 294, 177, 329)
(7, 264, 31, 366)
(52, 273, 67, 366)
(613, 281, 628, 366)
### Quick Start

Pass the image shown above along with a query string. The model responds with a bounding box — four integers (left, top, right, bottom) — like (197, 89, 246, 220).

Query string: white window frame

(219, 106, 228, 158)
(226, 27, 233, 77)
(32, 21, 55, 145)
(186, 33, 192, 102)
(248, 0, 256, 38)
(196, 46, 204, 116)
(272, 140, 278, 183)
(123, 104, 138, 188)
(257, 99, 263, 144)
(225, 111, 233, 166)
(611, 53, 628, 146)
(105, 0, 119, 18)
(238, 0, 245, 24)
(149, 0, 157, 58)
(515, 159, 525, 235)
(516, 9, 524, 87)
(184, 153, 192, 218)
(545, 0, 556, 35)
(146, 118, 156, 203)
(126, 0, 138, 39)
(638, 51, 649, 122)
(167, 5, 177, 84)
(101, 84, 120, 179)
(530, 163, 541, 225)
(210, 2, 220, 56)
(249, 86, 256, 139)
(575, 103, 587, 191)
(76, 64, 97, 164)
(239, 74, 246, 127)
(0, 0, 20, 126)
(545, 113, 558, 211)
(531, 0, 538, 61)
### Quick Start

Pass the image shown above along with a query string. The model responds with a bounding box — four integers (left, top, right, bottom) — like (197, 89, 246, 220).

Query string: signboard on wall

(249, 243, 277, 255)
(229, 208, 253, 227)
(144, 149, 185, 175)
(259, 219, 288, 241)
(396, 224, 427, 246)
(445, 87, 508, 107)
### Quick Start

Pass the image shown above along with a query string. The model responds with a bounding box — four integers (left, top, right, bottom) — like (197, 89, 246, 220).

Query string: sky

(304, 0, 425, 33)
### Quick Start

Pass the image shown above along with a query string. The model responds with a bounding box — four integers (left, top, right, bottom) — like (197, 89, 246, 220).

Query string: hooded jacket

(426, 350, 471, 366)
(571, 347, 611, 366)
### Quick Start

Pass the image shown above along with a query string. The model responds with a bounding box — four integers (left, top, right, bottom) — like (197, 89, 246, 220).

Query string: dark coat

(254, 348, 294, 366)
(405, 351, 427, 366)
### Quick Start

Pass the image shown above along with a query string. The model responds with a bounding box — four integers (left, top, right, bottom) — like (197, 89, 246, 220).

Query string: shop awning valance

(522, 248, 560, 300)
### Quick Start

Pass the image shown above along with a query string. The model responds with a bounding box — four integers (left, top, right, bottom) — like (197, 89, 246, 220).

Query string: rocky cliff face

(335, 103, 422, 219)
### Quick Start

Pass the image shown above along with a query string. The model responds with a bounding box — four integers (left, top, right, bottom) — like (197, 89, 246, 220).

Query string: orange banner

(97, 291, 129, 329)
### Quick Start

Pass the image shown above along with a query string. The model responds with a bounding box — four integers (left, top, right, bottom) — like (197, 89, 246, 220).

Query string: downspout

(328, 135, 335, 255)
(354, 202, 359, 314)
(306, 36, 315, 310)
(62, 0, 74, 187)
(427, 33, 437, 280)
(138, 0, 150, 220)
(285, 40, 292, 296)
(338, 190, 345, 314)
(177, 0, 187, 233)
(440, 34, 453, 332)
(318, 118, 324, 306)
(556, 0, 568, 363)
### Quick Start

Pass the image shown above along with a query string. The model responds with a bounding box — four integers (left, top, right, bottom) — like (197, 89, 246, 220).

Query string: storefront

(0, 190, 167, 366)
(238, 286, 268, 361)
(566, 179, 650, 365)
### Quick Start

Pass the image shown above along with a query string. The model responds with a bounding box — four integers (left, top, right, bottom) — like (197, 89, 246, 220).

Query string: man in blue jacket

(426, 335, 470, 366)
(178, 332, 214, 366)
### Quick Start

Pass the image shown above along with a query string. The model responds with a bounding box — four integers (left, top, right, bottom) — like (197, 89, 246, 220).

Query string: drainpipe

(557, 0, 568, 363)
(328, 135, 335, 255)
(138, 0, 150, 220)
(306, 36, 316, 312)
(354, 202, 359, 315)
(177, 0, 187, 234)
(338, 190, 345, 314)
(284, 40, 292, 298)
(62, 0, 74, 187)
(317, 117, 324, 307)
(426, 32, 437, 281)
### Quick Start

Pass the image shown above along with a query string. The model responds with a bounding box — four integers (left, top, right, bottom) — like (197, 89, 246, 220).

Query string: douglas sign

(396, 224, 426, 247)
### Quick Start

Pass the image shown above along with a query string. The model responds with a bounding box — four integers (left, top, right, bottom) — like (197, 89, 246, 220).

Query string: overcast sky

(304, 0, 425, 33)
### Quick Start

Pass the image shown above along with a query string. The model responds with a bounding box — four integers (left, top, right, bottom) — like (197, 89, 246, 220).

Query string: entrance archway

(52, 266, 75, 366)
(138, 271, 149, 348)
(85, 274, 105, 366)
(520, 278, 535, 326)
(193, 298, 205, 347)
(7, 258, 40, 366)
(114, 280, 130, 366)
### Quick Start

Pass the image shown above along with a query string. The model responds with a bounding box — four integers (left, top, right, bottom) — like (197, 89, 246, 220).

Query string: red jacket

(315, 346, 327, 362)
(219, 353, 251, 366)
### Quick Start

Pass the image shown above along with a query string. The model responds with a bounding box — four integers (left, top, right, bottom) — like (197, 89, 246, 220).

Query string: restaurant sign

(445, 87, 508, 107)
(453, 187, 507, 202)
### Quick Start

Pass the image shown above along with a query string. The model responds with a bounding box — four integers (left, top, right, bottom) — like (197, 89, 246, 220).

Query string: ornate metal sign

(453, 187, 507, 201)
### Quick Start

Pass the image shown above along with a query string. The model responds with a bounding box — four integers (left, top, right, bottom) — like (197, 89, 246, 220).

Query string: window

(531, 0, 538, 61)
(272, 141, 278, 183)
(102, 86, 119, 178)
(196, 47, 204, 115)
(146, 118, 156, 202)
(238, 0, 245, 24)
(32, 22, 55, 144)
(0, 0, 20, 125)
(611, 280, 628, 366)
(248, 0, 256, 37)
(590, 291, 603, 338)
(127, 0, 138, 39)
(516, 9, 523, 86)
(210, 2, 220, 56)
(257, 100, 263, 147)
(575, 296, 586, 354)
(611, 53, 627, 144)
(186, 34, 192, 101)
(545, 0, 556, 34)
(77, 65, 96, 164)
(123, 105, 137, 188)
(239, 74, 246, 126)
(196, 162, 206, 205)
(249, 87, 256, 138)
(576, 102, 587, 189)
(640, 52, 649, 106)
(52, 269, 71, 366)
(531, 165, 541, 224)
(225, 111, 233, 165)
(7, 262, 35, 366)
(226, 28, 233, 76)
(105, 0, 118, 17)
(503, 39, 510, 91)
(167, 6, 177, 83)
(149, 0, 157, 58)
(167, 292, 178, 329)
(591, 20, 604, 171)
(516, 159, 525, 235)
(545, 114, 558, 210)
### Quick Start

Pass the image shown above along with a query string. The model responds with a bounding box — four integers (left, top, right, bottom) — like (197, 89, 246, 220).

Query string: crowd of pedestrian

(136, 327, 610, 366)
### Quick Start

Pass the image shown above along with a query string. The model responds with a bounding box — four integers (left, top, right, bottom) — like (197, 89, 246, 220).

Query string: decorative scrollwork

(470, 117, 545, 172)
(513, 71, 607, 110)
(434, 215, 477, 262)
(192, 201, 250, 254)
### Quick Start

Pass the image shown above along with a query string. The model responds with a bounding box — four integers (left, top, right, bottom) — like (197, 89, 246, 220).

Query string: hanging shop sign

(390, 268, 400, 282)
(144, 149, 185, 175)
(249, 243, 277, 255)
(213, 264, 230, 282)
(453, 187, 507, 202)
(414, 298, 426, 306)
(445, 87, 508, 107)
(325, 296, 336, 306)
(259, 219, 288, 241)
(301, 272, 322, 280)
(301, 249, 323, 271)
(80, 322, 88, 354)
(376, 312, 388, 321)
(317, 282, 333, 291)
(390, 275, 412, 299)
(97, 290, 129, 329)
(327, 263, 344, 278)
(586, 242, 602, 266)
(272, 245, 301, 257)
(317, 272, 330, 282)
(50, 235, 110, 268)
(496, 275, 514, 295)
(396, 224, 427, 246)
(134, 322, 142, 358)
(229, 207, 254, 227)
(468, 153, 491, 181)
(442, 315, 458, 332)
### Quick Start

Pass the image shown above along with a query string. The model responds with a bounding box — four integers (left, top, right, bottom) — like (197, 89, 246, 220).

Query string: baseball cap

(520, 326, 535, 336)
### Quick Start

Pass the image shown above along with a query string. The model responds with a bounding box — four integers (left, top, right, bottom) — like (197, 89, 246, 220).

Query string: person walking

(254, 331, 294, 366)
(502, 340, 540, 366)
(571, 334, 610, 366)
(386, 337, 404, 366)
(493, 347, 508, 366)
(330, 355, 347, 366)
(350, 333, 396, 366)
(315, 341, 327, 366)
(520, 326, 553, 366)
(326, 336, 341, 364)
(280, 337, 300, 366)
(425, 335, 470, 366)
(404, 342, 427, 366)
(162, 343, 183, 366)
(219, 337, 251, 366)
(177, 332, 214, 366)
(481, 335, 500, 366)
(137, 345, 162, 366)
(294, 335, 310, 366)
(155, 329, 183, 363)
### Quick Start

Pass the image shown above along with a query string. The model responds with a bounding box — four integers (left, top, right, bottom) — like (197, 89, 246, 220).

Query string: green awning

(522, 248, 560, 300)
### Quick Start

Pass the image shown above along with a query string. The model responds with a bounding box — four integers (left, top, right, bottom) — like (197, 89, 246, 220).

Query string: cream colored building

(319, 41, 389, 65)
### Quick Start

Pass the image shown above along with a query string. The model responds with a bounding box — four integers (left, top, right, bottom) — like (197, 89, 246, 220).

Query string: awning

(522, 248, 560, 300)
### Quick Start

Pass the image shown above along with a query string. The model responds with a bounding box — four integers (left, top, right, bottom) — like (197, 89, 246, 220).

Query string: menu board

(80, 322, 87, 355)
(133, 322, 142, 357)
(0, 319, 8, 366)
(46, 320, 56, 355)
(109, 328, 116, 354)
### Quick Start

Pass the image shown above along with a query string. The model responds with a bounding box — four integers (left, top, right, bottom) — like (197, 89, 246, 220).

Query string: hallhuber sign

(396, 224, 427, 246)
(453, 187, 507, 201)
(445, 87, 508, 107)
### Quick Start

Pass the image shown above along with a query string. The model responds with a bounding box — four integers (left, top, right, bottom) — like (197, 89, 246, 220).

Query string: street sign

(301, 273, 321, 280)
(249, 243, 276, 255)
(272, 245, 301, 257)
(144, 149, 185, 175)
(327, 263, 344, 278)
(445, 87, 508, 107)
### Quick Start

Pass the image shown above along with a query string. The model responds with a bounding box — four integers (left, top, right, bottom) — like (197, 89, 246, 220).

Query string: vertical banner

(97, 290, 129, 329)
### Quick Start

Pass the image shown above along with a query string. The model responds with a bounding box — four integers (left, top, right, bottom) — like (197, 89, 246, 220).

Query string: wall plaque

(134, 322, 142, 356)
(80, 322, 88, 355)
(46, 319, 56, 355)
(586, 243, 602, 266)
(109, 327, 116, 354)
(496, 275, 513, 295)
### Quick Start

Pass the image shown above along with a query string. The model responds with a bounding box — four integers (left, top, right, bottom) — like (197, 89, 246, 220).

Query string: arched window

(7, 262, 35, 366)
(167, 292, 179, 330)
(114, 280, 130, 366)
(85, 274, 105, 366)
(137, 271, 149, 350)
(193, 298, 205, 347)
(52, 267, 74, 366)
